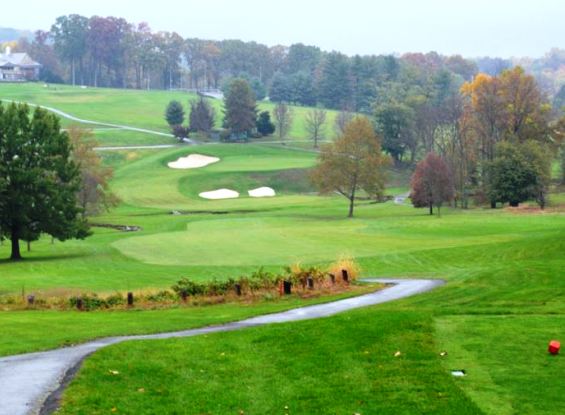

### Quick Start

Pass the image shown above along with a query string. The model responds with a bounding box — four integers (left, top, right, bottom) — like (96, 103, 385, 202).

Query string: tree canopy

(311, 116, 389, 217)
(223, 79, 257, 137)
(0, 103, 90, 260)
(410, 153, 454, 216)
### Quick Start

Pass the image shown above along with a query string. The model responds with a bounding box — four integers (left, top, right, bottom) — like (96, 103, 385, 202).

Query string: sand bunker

(248, 187, 276, 198)
(168, 154, 220, 169)
(199, 189, 240, 200)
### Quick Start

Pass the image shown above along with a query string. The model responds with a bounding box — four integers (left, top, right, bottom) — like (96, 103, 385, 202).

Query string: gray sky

(3, 0, 564, 58)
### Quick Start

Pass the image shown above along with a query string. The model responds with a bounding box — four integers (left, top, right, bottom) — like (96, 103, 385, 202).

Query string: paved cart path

(0, 99, 175, 138)
(0, 278, 443, 415)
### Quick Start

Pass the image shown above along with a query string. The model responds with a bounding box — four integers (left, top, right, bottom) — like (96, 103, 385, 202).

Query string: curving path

(0, 278, 443, 415)
(0, 99, 175, 138)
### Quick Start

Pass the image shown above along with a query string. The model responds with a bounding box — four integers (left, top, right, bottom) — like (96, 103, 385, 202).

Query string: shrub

(172, 278, 206, 297)
(146, 290, 176, 302)
(328, 256, 361, 282)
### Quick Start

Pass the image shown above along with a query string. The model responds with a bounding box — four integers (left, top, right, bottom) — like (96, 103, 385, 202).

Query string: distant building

(0, 46, 41, 81)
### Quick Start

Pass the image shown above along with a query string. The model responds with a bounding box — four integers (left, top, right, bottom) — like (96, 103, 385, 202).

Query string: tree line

(14, 15, 485, 107)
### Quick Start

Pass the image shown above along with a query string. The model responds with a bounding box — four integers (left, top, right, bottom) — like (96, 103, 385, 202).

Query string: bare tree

(334, 109, 354, 136)
(273, 103, 293, 141)
(305, 108, 327, 148)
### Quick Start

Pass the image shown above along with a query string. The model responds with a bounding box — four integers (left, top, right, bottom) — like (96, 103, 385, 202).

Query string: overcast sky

(3, 0, 563, 58)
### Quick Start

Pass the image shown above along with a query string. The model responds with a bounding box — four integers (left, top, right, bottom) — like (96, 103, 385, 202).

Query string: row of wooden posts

(26, 270, 350, 310)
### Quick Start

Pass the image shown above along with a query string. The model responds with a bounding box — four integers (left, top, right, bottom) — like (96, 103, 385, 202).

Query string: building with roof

(0, 47, 41, 82)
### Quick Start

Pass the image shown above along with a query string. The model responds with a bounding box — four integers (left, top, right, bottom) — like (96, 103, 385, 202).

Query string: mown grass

(0, 286, 379, 357)
(0, 83, 340, 143)
(0, 85, 564, 414)
(59, 310, 483, 415)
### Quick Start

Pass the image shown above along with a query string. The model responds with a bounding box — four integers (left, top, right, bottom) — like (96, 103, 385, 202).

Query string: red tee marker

(548, 341, 560, 355)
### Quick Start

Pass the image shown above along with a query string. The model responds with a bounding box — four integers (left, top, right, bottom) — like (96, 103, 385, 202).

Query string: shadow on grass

(0, 252, 88, 265)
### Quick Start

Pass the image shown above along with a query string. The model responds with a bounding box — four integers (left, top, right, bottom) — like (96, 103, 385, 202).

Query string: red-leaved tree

(410, 153, 454, 216)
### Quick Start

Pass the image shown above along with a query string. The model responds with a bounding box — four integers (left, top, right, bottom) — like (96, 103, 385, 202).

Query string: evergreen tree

(269, 72, 293, 103)
(0, 103, 90, 260)
(165, 100, 185, 127)
(223, 79, 257, 136)
(291, 71, 317, 106)
(317, 52, 353, 109)
(189, 97, 215, 134)
(256, 111, 275, 136)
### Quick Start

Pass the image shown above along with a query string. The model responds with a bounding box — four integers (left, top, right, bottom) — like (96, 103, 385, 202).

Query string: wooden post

(127, 292, 134, 307)
(307, 277, 314, 290)
(283, 280, 292, 295)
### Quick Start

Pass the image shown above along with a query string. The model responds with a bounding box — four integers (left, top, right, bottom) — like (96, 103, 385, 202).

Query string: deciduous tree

(487, 141, 551, 208)
(305, 109, 327, 148)
(0, 103, 90, 260)
(68, 126, 118, 217)
(273, 103, 293, 141)
(410, 153, 454, 216)
(311, 116, 389, 217)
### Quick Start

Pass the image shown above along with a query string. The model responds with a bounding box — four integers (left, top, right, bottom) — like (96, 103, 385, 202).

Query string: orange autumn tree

(460, 67, 551, 207)
(311, 116, 389, 217)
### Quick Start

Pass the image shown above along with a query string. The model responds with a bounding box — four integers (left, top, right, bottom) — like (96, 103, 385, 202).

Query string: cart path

(0, 99, 175, 138)
(0, 278, 443, 415)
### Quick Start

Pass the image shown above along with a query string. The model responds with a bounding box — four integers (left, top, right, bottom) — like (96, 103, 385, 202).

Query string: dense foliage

(223, 79, 257, 138)
(0, 103, 90, 260)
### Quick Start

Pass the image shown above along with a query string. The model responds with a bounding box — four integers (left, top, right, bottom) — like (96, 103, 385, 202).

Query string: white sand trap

(248, 187, 276, 198)
(168, 154, 220, 169)
(199, 189, 240, 200)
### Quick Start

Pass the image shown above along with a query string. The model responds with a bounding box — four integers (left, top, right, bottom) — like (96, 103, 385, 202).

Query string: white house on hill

(0, 47, 41, 81)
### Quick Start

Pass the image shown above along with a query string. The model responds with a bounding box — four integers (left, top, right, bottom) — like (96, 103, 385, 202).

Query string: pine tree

(256, 111, 275, 136)
(223, 79, 257, 137)
(189, 97, 215, 134)
(165, 100, 185, 127)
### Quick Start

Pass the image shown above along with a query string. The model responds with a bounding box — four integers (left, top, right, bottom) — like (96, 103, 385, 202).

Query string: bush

(146, 290, 176, 302)
(328, 256, 361, 282)
(172, 278, 206, 297)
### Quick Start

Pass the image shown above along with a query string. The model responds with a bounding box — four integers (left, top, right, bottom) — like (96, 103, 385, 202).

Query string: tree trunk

(348, 197, 355, 218)
(429, 203, 433, 215)
(71, 58, 76, 86)
(10, 231, 21, 261)
(490, 200, 497, 209)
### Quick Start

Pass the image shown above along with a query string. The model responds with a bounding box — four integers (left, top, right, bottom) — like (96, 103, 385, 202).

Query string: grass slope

(0, 83, 340, 144)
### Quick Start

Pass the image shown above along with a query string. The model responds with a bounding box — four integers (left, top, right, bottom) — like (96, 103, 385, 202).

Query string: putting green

(112, 216, 516, 266)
